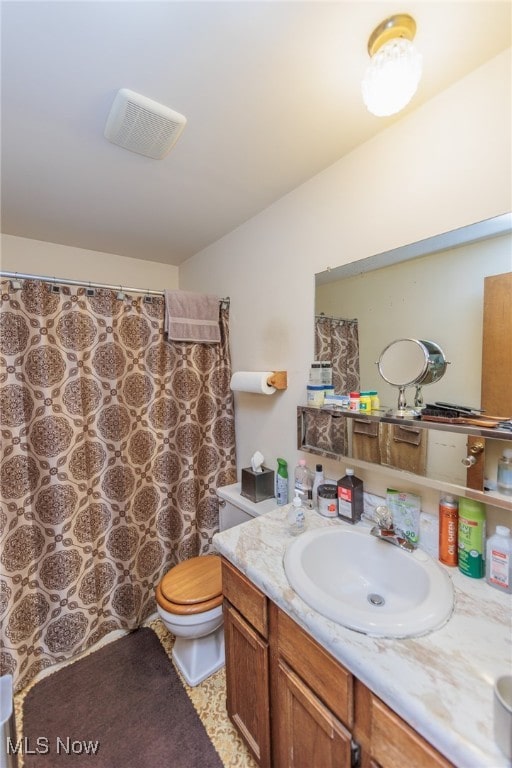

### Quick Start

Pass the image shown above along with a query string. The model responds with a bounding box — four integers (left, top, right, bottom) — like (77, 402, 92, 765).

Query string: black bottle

(337, 469, 363, 524)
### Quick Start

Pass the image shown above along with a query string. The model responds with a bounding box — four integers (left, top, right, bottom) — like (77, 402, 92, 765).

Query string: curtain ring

(10, 272, 22, 290)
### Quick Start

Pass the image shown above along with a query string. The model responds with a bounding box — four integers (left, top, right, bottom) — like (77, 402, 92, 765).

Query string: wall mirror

(313, 213, 512, 497)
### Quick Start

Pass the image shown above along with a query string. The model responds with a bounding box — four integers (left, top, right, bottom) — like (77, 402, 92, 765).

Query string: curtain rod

(316, 313, 357, 323)
(0, 270, 229, 305)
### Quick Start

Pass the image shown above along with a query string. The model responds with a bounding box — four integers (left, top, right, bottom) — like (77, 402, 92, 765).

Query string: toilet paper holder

(266, 371, 287, 390)
(230, 370, 288, 394)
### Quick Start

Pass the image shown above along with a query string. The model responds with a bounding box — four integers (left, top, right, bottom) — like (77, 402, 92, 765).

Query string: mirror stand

(414, 385, 423, 408)
(386, 385, 421, 419)
(378, 339, 447, 419)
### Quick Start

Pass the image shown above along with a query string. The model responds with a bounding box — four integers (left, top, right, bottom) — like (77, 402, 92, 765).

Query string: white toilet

(155, 484, 276, 686)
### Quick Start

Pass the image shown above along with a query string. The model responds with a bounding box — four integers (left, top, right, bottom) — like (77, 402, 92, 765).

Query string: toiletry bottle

(439, 494, 458, 566)
(288, 490, 306, 536)
(458, 498, 486, 578)
(294, 459, 312, 508)
(309, 362, 322, 384)
(369, 390, 380, 411)
(311, 463, 324, 511)
(337, 468, 364, 524)
(276, 458, 288, 506)
(321, 361, 333, 388)
(307, 384, 325, 408)
(497, 449, 512, 496)
(317, 484, 338, 518)
(359, 391, 371, 412)
(486, 526, 512, 593)
(349, 392, 360, 412)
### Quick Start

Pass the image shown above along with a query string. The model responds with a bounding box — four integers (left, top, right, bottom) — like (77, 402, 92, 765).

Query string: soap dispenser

(288, 490, 306, 536)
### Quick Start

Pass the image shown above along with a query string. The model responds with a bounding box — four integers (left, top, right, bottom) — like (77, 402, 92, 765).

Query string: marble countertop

(213, 505, 512, 768)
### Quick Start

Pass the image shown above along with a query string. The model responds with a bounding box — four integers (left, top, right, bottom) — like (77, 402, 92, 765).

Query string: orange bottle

(439, 495, 458, 566)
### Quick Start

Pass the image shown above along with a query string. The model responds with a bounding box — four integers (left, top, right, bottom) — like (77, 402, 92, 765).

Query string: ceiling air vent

(104, 88, 187, 159)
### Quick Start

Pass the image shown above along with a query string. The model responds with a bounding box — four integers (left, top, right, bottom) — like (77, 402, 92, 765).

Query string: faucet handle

(374, 505, 393, 530)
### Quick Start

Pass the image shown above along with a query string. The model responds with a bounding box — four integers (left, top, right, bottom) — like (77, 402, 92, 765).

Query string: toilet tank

(217, 483, 277, 531)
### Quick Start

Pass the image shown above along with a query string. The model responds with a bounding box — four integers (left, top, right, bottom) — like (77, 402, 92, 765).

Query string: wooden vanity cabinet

(221, 558, 454, 768)
(273, 604, 356, 768)
(222, 559, 272, 768)
(275, 658, 353, 767)
(354, 680, 454, 768)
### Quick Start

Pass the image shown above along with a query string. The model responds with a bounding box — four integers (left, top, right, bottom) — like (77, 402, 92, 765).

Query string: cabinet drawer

(277, 608, 353, 727)
(221, 558, 268, 638)
(370, 695, 454, 768)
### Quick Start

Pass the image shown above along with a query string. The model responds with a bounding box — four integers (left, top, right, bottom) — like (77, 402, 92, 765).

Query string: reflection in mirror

(314, 213, 512, 489)
(377, 338, 448, 416)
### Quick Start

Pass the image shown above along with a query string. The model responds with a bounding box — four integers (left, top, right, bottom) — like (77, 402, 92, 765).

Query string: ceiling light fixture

(361, 14, 422, 117)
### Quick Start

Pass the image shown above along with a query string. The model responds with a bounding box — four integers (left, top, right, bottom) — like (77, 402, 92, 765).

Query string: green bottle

(276, 458, 288, 506)
(458, 498, 486, 578)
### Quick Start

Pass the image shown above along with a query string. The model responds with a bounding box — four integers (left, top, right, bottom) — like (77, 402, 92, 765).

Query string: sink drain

(367, 593, 385, 606)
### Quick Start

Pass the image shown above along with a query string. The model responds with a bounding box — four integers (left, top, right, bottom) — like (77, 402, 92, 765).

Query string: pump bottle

(288, 490, 306, 536)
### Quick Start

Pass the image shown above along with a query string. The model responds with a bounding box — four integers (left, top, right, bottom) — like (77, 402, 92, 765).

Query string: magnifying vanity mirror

(311, 213, 512, 507)
(377, 338, 449, 417)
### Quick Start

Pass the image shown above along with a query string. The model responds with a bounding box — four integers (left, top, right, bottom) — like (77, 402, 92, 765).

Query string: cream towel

(164, 290, 221, 343)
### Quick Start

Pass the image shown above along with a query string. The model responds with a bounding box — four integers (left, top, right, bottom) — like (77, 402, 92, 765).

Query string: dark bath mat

(21, 627, 223, 768)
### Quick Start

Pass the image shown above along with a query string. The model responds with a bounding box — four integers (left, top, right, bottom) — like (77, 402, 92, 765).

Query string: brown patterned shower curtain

(0, 280, 236, 692)
(314, 316, 360, 454)
(314, 315, 360, 394)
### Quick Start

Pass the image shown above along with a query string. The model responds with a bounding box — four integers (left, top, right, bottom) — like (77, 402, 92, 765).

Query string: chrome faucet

(370, 525, 416, 553)
(369, 505, 416, 553)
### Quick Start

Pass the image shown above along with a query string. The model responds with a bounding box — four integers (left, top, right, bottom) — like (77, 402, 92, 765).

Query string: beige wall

(178, 49, 512, 516)
(0, 234, 179, 290)
(1, 51, 510, 522)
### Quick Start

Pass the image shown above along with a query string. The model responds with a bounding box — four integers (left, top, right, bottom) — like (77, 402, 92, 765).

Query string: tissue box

(241, 466, 275, 503)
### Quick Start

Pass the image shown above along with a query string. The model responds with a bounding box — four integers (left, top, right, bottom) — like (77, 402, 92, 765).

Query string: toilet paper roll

(230, 371, 275, 395)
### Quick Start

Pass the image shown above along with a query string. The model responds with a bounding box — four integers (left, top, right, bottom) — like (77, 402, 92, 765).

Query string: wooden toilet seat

(155, 554, 223, 615)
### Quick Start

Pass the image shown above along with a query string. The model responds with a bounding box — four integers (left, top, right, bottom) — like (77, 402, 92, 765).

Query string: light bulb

(362, 37, 422, 117)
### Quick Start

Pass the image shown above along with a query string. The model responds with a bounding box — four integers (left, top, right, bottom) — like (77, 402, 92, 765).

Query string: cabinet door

(276, 658, 353, 768)
(482, 271, 512, 416)
(224, 602, 271, 768)
(369, 695, 453, 768)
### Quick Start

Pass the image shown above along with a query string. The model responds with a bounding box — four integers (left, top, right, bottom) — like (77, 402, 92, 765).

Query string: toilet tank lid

(216, 483, 277, 517)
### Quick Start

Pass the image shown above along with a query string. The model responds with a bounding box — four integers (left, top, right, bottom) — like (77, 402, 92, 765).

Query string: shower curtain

(314, 315, 360, 394)
(0, 280, 236, 691)
(313, 315, 360, 455)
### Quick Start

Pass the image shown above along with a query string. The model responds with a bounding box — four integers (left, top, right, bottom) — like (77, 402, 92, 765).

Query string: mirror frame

(315, 212, 512, 285)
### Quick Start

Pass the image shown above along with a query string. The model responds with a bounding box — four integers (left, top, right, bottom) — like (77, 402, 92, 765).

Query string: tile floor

(13, 617, 257, 768)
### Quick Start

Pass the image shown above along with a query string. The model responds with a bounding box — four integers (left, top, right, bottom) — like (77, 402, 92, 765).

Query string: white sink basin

(284, 526, 454, 638)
